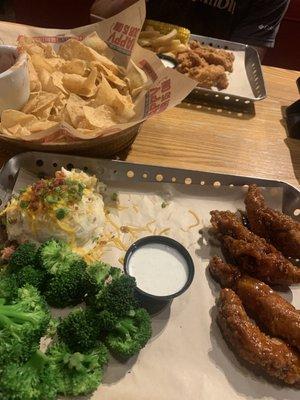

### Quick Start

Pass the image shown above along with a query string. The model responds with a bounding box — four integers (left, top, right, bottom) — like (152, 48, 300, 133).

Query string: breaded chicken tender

(176, 41, 234, 90)
(245, 184, 300, 259)
(210, 257, 300, 351)
(210, 210, 300, 285)
(217, 288, 300, 385)
(188, 65, 228, 90)
(190, 40, 235, 72)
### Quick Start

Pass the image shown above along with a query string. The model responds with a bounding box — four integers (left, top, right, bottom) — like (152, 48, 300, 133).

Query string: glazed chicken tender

(210, 210, 300, 285)
(210, 257, 300, 352)
(245, 184, 300, 259)
(217, 288, 300, 385)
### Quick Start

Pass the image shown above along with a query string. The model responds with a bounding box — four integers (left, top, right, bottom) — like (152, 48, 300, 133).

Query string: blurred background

(0, 0, 299, 70)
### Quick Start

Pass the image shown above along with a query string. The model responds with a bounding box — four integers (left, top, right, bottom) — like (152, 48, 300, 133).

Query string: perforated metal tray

(0, 152, 299, 221)
(187, 34, 266, 105)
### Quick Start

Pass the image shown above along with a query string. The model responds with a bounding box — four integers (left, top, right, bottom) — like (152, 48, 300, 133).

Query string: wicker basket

(0, 123, 142, 158)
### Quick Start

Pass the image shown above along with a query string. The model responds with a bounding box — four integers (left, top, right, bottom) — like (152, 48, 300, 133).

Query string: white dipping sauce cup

(0, 45, 30, 114)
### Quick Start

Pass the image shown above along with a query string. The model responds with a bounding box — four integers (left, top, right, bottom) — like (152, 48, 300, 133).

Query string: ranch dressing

(128, 243, 189, 296)
(160, 58, 176, 68)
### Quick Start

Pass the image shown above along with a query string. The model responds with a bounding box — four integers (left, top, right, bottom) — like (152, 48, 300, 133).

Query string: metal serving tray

(0, 152, 299, 220)
(1, 152, 300, 399)
(187, 34, 266, 105)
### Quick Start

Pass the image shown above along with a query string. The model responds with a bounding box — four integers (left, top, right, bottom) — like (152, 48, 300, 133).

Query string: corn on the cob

(143, 19, 190, 45)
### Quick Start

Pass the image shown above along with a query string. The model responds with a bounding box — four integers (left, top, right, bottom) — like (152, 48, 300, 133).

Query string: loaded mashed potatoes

(3, 168, 105, 249)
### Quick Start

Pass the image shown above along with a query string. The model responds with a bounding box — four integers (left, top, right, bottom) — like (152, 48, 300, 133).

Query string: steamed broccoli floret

(9, 242, 37, 270)
(84, 261, 112, 305)
(0, 350, 58, 400)
(0, 285, 50, 366)
(106, 308, 152, 359)
(97, 310, 119, 331)
(45, 259, 87, 307)
(46, 341, 109, 396)
(0, 273, 18, 301)
(93, 274, 137, 317)
(44, 317, 59, 339)
(38, 239, 81, 274)
(15, 265, 47, 291)
(57, 308, 100, 352)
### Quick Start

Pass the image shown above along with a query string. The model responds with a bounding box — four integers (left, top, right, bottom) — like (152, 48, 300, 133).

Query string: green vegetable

(37, 239, 81, 274)
(20, 200, 29, 209)
(45, 195, 59, 204)
(57, 308, 100, 352)
(64, 179, 85, 203)
(9, 242, 38, 270)
(93, 274, 137, 317)
(55, 207, 69, 220)
(47, 342, 109, 396)
(97, 310, 119, 331)
(0, 350, 58, 400)
(0, 285, 50, 366)
(161, 201, 168, 208)
(45, 259, 87, 308)
(111, 192, 118, 201)
(106, 308, 152, 359)
(84, 261, 112, 305)
(45, 317, 59, 339)
(0, 273, 19, 302)
(15, 265, 47, 291)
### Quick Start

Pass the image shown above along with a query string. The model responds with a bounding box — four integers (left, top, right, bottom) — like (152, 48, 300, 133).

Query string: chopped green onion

(56, 208, 69, 220)
(45, 195, 59, 204)
(111, 193, 118, 201)
(161, 202, 168, 208)
(20, 201, 29, 209)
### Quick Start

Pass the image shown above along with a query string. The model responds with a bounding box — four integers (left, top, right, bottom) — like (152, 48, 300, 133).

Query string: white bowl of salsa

(0, 45, 30, 114)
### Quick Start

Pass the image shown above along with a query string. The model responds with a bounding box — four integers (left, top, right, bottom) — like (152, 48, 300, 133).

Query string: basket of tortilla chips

(0, 0, 197, 157)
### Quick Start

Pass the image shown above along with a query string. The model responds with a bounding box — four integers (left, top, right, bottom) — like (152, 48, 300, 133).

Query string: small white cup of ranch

(124, 236, 195, 301)
(0, 45, 30, 114)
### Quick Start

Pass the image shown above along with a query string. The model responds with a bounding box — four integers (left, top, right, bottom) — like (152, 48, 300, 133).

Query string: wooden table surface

(126, 65, 300, 188)
(0, 65, 299, 187)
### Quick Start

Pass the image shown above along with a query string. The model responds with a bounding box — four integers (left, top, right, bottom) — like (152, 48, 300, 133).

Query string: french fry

(156, 39, 182, 54)
(139, 25, 189, 56)
(139, 31, 160, 39)
(151, 29, 177, 46)
(138, 39, 152, 47)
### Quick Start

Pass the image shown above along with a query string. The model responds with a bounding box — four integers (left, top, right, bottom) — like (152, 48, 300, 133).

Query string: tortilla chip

(27, 56, 42, 92)
(83, 32, 108, 54)
(18, 36, 45, 56)
(90, 60, 127, 91)
(80, 105, 116, 129)
(62, 68, 98, 97)
(126, 60, 149, 96)
(43, 44, 57, 58)
(0, 109, 56, 137)
(61, 59, 87, 76)
(22, 92, 57, 114)
(58, 39, 119, 74)
(28, 119, 57, 132)
(31, 53, 54, 73)
(46, 58, 65, 69)
(65, 93, 86, 128)
(48, 71, 69, 95)
(1, 110, 36, 129)
(22, 92, 58, 120)
(95, 75, 135, 120)
(19, 37, 57, 58)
